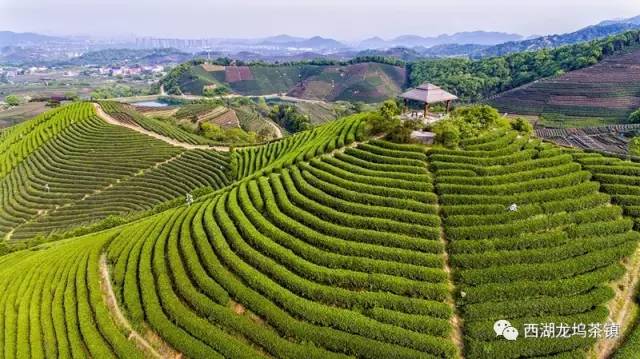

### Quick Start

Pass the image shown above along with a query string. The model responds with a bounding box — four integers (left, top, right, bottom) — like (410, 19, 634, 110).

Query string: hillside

(476, 22, 640, 58)
(0, 102, 231, 240)
(490, 48, 640, 125)
(3, 104, 640, 358)
(162, 61, 407, 103)
(409, 29, 640, 102)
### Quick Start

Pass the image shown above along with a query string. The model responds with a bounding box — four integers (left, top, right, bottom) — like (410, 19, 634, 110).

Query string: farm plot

(0, 230, 142, 359)
(99, 101, 217, 146)
(536, 124, 640, 154)
(571, 151, 640, 358)
(431, 131, 638, 358)
(3, 108, 640, 358)
(231, 113, 367, 179)
(101, 138, 456, 358)
(14, 149, 231, 239)
(491, 49, 640, 123)
(0, 103, 232, 240)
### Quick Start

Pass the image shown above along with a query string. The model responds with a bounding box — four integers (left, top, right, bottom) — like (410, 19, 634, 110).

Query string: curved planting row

(98, 139, 455, 358)
(571, 151, 640, 358)
(13, 149, 231, 240)
(0, 231, 142, 359)
(99, 101, 215, 145)
(431, 132, 638, 358)
(0, 103, 90, 178)
(4, 112, 640, 358)
(0, 105, 231, 240)
(231, 113, 367, 179)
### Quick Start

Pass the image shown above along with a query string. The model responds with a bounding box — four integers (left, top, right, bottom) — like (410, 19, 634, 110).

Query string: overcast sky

(2, 0, 640, 40)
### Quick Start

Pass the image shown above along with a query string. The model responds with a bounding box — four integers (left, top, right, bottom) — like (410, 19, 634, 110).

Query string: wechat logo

(494, 320, 519, 341)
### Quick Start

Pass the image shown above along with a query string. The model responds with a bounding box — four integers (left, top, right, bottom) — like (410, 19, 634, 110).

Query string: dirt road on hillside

(93, 103, 231, 151)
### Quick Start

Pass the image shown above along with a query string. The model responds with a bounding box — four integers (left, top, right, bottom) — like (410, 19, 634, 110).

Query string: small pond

(132, 100, 169, 107)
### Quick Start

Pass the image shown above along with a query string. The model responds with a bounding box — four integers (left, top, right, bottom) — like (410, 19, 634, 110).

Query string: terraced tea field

(99, 101, 218, 146)
(0, 102, 232, 240)
(490, 49, 640, 124)
(536, 124, 640, 155)
(2, 105, 640, 358)
(167, 62, 407, 103)
(431, 132, 638, 357)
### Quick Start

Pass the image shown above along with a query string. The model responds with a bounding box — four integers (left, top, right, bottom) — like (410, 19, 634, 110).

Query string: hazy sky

(2, 0, 640, 40)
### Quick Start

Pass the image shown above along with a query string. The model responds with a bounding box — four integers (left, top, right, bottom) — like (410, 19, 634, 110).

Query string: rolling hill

(2, 103, 640, 358)
(162, 61, 407, 103)
(490, 48, 640, 126)
(0, 102, 231, 240)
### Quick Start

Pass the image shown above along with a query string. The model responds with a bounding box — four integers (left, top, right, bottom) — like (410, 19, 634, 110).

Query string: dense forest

(408, 30, 640, 101)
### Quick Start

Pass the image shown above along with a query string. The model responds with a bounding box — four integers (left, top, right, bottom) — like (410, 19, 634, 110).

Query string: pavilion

(399, 83, 458, 117)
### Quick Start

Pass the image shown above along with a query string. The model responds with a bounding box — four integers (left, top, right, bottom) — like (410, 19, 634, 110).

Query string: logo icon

(494, 320, 519, 341)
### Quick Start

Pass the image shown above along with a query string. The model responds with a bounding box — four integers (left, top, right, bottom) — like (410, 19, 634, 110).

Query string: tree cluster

(431, 105, 506, 147)
(269, 104, 312, 133)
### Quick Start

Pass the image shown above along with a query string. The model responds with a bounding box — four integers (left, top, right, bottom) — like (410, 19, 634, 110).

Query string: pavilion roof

(399, 83, 458, 103)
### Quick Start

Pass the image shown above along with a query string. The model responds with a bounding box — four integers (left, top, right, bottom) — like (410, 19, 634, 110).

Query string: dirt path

(99, 254, 170, 358)
(265, 119, 283, 139)
(93, 103, 231, 152)
(595, 244, 640, 359)
(432, 173, 465, 357)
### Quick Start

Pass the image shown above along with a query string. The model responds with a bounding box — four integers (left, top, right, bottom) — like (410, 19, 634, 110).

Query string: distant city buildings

(107, 65, 163, 77)
(135, 37, 215, 50)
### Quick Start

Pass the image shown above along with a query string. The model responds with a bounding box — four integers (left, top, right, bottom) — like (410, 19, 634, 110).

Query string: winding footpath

(99, 254, 178, 358)
(94, 103, 284, 152)
(93, 103, 232, 151)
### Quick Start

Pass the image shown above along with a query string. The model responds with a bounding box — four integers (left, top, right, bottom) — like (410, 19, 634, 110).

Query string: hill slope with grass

(161, 61, 407, 103)
(4, 105, 640, 357)
(490, 48, 640, 126)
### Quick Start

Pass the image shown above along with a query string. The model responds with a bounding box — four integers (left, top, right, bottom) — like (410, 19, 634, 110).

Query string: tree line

(408, 30, 640, 101)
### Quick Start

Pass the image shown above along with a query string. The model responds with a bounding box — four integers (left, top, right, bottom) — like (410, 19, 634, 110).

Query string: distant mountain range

(356, 31, 522, 49)
(258, 35, 346, 50)
(598, 15, 640, 27)
(3, 14, 640, 65)
(0, 31, 66, 47)
(473, 21, 640, 58)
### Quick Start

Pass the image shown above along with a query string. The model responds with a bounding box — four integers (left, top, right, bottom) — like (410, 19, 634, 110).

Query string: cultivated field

(0, 102, 231, 240)
(536, 124, 640, 154)
(2, 105, 640, 358)
(491, 49, 640, 124)
(175, 62, 407, 103)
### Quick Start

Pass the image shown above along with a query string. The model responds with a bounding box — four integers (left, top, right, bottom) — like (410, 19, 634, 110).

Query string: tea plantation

(1, 103, 640, 358)
(0, 102, 232, 240)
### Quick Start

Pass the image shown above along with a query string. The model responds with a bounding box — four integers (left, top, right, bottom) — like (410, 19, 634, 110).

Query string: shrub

(385, 120, 422, 144)
(432, 120, 460, 148)
(511, 117, 533, 133)
(366, 113, 400, 136)
(629, 137, 640, 156)
(378, 99, 401, 120)
(629, 108, 640, 124)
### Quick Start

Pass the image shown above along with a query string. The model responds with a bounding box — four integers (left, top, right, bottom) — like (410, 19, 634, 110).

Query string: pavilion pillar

(403, 98, 408, 114)
(424, 102, 429, 117)
(446, 100, 451, 113)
